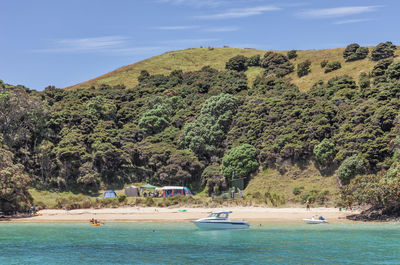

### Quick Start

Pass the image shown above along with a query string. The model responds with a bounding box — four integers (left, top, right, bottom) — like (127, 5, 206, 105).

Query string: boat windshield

(208, 212, 228, 219)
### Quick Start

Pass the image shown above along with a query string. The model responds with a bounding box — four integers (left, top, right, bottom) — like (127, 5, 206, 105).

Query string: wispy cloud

(333, 18, 374, 25)
(153, 25, 199, 30)
(298, 6, 382, 18)
(35, 36, 166, 55)
(196, 5, 281, 19)
(203, 26, 240, 32)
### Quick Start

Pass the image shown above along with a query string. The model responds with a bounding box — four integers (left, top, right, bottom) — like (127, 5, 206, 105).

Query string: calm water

(0, 222, 399, 264)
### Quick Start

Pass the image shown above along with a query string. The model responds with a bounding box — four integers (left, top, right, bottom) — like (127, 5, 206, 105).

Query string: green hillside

(68, 46, 400, 92)
(2, 42, 400, 214)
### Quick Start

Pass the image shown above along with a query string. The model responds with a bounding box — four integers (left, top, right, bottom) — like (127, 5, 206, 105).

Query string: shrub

(293, 186, 304, 195)
(337, 154, 365, 185)
(343, 43, 360, 59)
(297, 60, 311, 77)
(118, 194, 127, 203)
(247, 55, 261, 67)
(371, 41, 397, 61)
(324, 61, 341, 73)
(320, 60, 328, 68)
(261, 51, 294, 77)
(225, 55, 248, 72)
(287, 50, 297, 59)
(386, 61, 400, 81)
(358, 72, 370, 89)
(343, 43, 369, 62)
(371, 59, 393, 77)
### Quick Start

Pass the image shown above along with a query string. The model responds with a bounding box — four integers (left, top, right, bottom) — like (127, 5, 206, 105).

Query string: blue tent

(104, 190, 117, 198)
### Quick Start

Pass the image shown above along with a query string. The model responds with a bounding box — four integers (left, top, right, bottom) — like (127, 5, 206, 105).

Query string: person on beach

(306, 200, 310, 211)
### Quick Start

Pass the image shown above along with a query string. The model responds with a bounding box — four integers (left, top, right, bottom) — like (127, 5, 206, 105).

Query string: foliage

(386, 62, 400, 81)
(313, 138, 336, 166)
(261, 51, 294, 77)
(201, 163, 226, 195)
(320, 60, 328, 68)
(337, 155, 365, 185)
(222, 144, 259, 180)
(343, 43, 368, 62)
(371, 41, 397, 61)
(225, 55, 248, 72)
(297, 60, 311, 77)
(246, 55, 261, 67)
(287, 50, 297, 59)
(324, 61, 341, 73)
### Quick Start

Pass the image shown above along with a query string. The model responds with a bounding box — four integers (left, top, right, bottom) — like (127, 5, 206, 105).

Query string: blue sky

(1, 0, 399, 90)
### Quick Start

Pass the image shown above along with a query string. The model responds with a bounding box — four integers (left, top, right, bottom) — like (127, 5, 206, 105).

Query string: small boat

(193, 211, 250, 230)
(303, 216, 328, 224)
(91, 223, 100, 226)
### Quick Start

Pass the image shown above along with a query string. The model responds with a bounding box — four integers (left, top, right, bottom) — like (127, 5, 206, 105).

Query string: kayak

(91, 223, 100, 226)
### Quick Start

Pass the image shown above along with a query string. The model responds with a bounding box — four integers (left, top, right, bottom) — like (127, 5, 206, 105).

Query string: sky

(1, 0, 399, 91)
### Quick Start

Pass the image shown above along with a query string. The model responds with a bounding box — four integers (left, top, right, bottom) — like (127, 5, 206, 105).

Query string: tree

(201, 163, 226, 195)
(139, 105, 170, 134)
(337, 155, 365, 185)
(343, 43, 360, 59)
(313, 138, 336, 166)
(225, 55, 248, 72)
(222, 144, 259, 180)
(371, 41, 397, 61)
(297, 60, 311, 77)
(261, 52, 294, 77)
(287, 50, 297, 59)
(0, 137, 31, 213)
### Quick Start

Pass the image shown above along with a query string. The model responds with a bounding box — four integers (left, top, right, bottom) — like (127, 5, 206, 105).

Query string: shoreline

(1, 207, 360, 224)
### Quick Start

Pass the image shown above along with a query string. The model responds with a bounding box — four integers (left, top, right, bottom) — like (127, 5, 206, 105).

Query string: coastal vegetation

(1, 42, 400, 217)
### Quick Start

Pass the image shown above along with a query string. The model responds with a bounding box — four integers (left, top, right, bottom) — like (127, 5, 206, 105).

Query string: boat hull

(302, 219, 328, 224)
(193, 221, 250, 230)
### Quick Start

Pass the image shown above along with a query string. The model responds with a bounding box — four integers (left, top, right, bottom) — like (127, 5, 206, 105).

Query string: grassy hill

(68, 46, 400, 92)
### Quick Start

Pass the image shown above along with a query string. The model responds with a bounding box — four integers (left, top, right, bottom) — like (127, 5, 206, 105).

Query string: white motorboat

(193, 211, 250, 230)
(303, 216, 328, 224)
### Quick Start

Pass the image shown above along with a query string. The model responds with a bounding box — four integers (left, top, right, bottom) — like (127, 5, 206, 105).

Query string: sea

(0, 222, 399, 264)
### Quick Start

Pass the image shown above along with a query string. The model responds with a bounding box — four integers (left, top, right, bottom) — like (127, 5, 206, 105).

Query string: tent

(104, 190, 117, 198)
(125, 185, 139, 197)
(140, 184, 156, 190)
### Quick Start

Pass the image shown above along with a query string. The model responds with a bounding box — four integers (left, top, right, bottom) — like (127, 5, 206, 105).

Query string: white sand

(7, 207, 359, 224)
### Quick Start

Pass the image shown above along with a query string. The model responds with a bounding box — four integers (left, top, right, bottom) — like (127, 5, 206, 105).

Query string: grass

(67, 46, 400, 92)
(244, 162, 340, 207)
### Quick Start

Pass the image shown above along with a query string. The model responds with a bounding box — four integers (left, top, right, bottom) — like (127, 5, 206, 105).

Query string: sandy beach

(4, 207, 359, 224)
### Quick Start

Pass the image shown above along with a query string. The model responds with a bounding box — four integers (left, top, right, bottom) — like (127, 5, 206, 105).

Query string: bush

(386, 61, 400, 81)
(358, 72, 370, 89)
(343, 43, 360, 59)
(261, 51, 294, 77)
(225, 55, 248, 72)
(320, 60, 328, 68)
(324, 61, 341, 73)
(287, 50, 297, 59)
(118, 194, 127, 203)
(371, 41, 397, 61)
(297, 60, 311, 77)
(337, 155, 365, 185)
(247, 55, 261, 67)
(293, 186, 304, 195)
(343, 43, 369, 62)
(371, 59, 393, 77)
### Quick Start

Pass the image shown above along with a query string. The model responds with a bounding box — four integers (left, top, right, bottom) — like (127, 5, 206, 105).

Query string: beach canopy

(104, 190, 117, 198)
(140, 184, 156, 189)
(125, 185, 139, 197)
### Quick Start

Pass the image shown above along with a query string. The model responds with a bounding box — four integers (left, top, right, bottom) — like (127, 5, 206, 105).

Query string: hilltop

(68, 46, 400, 92)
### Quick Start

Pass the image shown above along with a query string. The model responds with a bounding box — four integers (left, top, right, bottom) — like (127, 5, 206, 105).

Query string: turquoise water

(0, 222, 399, 264)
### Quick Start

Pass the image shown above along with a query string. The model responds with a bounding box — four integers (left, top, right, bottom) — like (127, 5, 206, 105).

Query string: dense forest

(2, 41, 400, 215)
